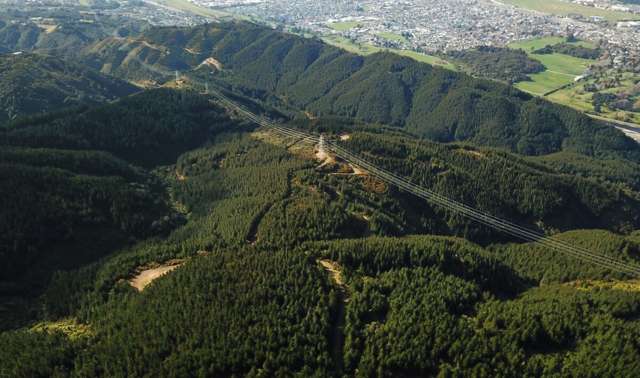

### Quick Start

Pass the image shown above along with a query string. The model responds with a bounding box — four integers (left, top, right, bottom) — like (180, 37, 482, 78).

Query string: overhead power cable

(204, 81, 640, 278)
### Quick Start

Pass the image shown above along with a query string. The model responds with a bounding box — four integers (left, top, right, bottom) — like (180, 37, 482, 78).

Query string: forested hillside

(76, 21, 640, 161)
(1, 103, 640, 375)
(0, 53, 138, 123)
(2, 21, 640, 377)
(337, 130, 640, 237)
(1, 88, 242, 166)
(0, 89, 250, 329)
(0, 10, 146, 56)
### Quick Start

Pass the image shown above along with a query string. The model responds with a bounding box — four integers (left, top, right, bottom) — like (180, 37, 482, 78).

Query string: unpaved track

(319, 259, 348, 374)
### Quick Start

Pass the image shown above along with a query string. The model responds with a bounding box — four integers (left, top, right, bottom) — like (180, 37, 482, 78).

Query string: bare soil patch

(129, 259, 184, 291)
(198, 57, 223, 71)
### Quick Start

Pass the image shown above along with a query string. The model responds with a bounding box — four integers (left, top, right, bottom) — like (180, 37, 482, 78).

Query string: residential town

(1, 0, 209, 26)
(2, 0, 639, 74)
(188, 0, 640, 68)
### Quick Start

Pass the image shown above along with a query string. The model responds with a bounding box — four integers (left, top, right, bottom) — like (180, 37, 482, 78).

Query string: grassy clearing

(533, 53, 591, 76)
(377, 31, 408, 43)
(509, 36, 596, 51)
(328, 21, 361, 31)
(322, 35, 457, 71)
(323, 35, 381, 54)
(572, 40, 597, 49)
(547, 88, 595, 112)
(31, 318, 92, 340)
(509, 36, 565, 51)
(508, 37, 594, 95)
(515, 71, 574, 95)
(549, 88, 640, 125)
(393, 50, 458, 70)
(547, 73, 640, 124)
(501, 0, 640, 21)
(153, 0, 228, 18)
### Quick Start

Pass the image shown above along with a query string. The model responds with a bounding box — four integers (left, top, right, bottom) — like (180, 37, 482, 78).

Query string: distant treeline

(448, 46, 545, 83)
(534, 43, 602, 60)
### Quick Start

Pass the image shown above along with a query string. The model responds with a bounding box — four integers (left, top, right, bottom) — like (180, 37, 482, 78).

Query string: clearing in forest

(129, 260, 184, 291)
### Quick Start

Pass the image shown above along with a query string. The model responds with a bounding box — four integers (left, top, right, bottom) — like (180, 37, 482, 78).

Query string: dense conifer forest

(76, 21, 640, 160)
(447, 46, 545, 83)
(2, 20, 640, 377)
(0, 53, 138, 123)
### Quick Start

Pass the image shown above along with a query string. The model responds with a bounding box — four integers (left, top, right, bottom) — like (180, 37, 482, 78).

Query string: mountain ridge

(0, 52, 138, 123)
(75, 21, 640, 161)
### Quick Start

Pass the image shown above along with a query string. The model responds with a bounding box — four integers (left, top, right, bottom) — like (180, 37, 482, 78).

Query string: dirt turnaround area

(129, 260, 184, 291)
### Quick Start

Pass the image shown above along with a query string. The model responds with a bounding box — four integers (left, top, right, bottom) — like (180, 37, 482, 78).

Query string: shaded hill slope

(0, 53, 138, 123)
(0, 89, 248, 317)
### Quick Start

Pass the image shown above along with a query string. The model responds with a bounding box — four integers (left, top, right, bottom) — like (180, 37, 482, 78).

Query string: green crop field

(501, 0, 640, 21)
(327, 21, 361, 31)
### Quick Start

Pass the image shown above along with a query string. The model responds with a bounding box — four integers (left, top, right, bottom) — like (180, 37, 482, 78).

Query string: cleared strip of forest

(318, 259, 347, 374)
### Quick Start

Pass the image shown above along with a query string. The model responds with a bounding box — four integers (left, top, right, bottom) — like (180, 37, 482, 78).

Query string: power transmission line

(197, 77, 640, 277)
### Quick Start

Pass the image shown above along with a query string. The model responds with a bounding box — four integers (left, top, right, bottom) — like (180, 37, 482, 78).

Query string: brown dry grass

(564, 279, 640, 292)
(319, 259, 345, 286)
